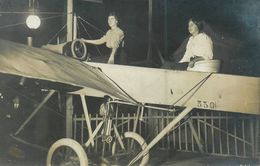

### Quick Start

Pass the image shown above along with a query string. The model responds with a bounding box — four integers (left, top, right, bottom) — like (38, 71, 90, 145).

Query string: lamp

(26, 14, 41, 29)
(26, 0, 41, 30)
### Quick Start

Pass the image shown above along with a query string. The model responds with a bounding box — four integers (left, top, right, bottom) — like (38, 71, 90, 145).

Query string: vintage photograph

(0, 0, 259, 165)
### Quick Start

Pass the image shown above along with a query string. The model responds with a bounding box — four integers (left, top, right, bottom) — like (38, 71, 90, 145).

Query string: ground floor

(0, 141, 258, 166)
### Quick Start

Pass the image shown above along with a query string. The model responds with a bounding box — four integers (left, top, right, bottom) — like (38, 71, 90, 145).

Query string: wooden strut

(80, 95, 94, 147)
(187, 119, 204, 153)
(128, 107, 193, 166)
(14, 90, 56, 136)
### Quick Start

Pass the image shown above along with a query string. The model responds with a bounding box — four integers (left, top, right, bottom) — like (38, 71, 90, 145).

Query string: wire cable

(0, 21, 26, 29)
(78, 16, 104, 34)
(47, 24, 67, 44)
(3, 84, 65, 119)
(0, 11, 66, 15)
(171, 72, 213, 107)
(78, 17, 103, 56)
(0, 14, 65, 29)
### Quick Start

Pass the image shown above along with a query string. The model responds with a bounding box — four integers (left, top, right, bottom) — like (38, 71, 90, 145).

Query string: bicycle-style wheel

(71, 39, 88, 60)
(111, 131, 149, 166)
(46, 138, 88, 166)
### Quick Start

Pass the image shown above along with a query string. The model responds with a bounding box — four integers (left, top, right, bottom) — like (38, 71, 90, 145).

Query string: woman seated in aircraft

(162, 18, 214, 70)
(179, 17, 214, 68)
(81, 12, 125, 64)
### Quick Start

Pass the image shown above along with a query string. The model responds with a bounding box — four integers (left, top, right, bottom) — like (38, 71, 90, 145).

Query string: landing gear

(112, 131, 149, 166)
(46, 132, 149, 166)
(46, 138, 88, 166)
(46, 99, 150, 166)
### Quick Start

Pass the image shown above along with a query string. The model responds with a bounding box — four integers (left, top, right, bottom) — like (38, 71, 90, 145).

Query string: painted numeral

(197, 100, 216, 109)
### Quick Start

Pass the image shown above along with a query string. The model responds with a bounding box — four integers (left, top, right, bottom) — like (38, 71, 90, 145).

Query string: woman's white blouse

(179, 33, 213, 63)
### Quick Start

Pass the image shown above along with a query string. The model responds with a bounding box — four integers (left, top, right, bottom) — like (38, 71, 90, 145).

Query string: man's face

(108, 16, 118, 27)
(188, 20, 199, 35)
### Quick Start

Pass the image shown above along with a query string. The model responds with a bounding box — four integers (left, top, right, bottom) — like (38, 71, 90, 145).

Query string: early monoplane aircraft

(0, 38, 259, 165)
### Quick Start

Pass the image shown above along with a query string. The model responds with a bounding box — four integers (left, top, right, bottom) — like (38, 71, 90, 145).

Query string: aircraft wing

(0, 39, 138, 104)
(1, 39, 259, 115)
(86, 62, 260, 115)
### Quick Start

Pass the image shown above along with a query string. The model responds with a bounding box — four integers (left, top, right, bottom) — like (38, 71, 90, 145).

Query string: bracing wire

(40, 14, 66, 21)
(47, 24, 67, 44)
(0, 21, 26, 29)
(78, 16, 104, 34)
(171, 72, 213, 107)
(3, 84, 65, 119)
(0, 14, 65, 30)
(77, 17, 103, 57)
(0, 11, 65, 15)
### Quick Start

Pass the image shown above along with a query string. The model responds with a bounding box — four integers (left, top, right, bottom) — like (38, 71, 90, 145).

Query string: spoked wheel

(46, 138, 88, 166)
(111, 132, 149, 166)
(71, 39, 88, 60)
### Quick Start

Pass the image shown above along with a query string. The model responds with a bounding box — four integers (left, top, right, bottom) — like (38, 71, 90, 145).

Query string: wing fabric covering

(0, 39, 137, 104)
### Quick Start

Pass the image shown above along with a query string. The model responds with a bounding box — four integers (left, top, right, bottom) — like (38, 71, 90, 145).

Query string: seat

(187, 59, 222, 73)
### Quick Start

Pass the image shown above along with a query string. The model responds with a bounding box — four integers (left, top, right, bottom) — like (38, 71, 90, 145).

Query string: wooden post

(188, 119, 204, 153)
(67, 0, 73, 41)
(148, 108, 158, 141)
(81, 114, 84, 144)
(242, 119, 246, 157)
(179, 119, 182, 150)
(211, 112, 215, 153)
(146, 0, 153, 60)
(164, 0, 168, 58)
(173, 113, 176, 148)
(133, 106, 141, 133)
(80, 95, 94, 146)
(73, 114, 76, 140)
(66, 94, 73, 138)
(226, 113, 230, 155)
(73, 14, 77, 40)
(204, 111, 208, 152)
(219, 112, 223, 155)
(250, 120, 255, 157)
(255, 117, 260, 159)
(167, 113, 170, 149)
(234, 121, 238, 156)
(185, 121, 188, 150)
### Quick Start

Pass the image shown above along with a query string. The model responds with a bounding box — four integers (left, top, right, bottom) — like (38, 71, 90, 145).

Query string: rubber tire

(46, 138, 88, 166)
(112, 132, 149, 166)
(71, 39, 87, 60)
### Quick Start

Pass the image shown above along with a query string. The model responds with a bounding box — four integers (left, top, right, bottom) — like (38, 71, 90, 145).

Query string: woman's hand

(80, 38, 87, 43)
(107, 56, 114, 64)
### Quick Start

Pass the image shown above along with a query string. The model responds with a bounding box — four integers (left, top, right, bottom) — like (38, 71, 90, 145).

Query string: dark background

(0, 0, 259, 76)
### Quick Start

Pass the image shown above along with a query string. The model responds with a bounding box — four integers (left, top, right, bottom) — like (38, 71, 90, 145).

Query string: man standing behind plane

(81, 12, 125, 64)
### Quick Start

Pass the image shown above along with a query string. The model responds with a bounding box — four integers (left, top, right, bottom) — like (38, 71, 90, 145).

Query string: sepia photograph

(0, 0, 259, 165)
